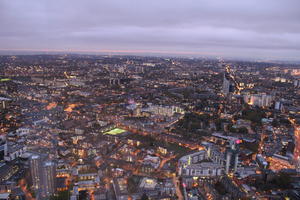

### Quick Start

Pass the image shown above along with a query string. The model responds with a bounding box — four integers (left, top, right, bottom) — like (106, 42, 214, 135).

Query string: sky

(0, 0, 300, 60)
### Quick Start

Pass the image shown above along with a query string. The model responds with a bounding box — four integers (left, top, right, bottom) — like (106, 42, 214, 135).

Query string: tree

(79, 190, 88, 200)
(127, 176, 138, 193)
(141, 193, 149, 200)
(272, 119, 279, 127)
(273, 172, 291, 189)
(241, 142, 259, 153)
(238, 127, 248, 134)
(242, 108, 266, 124)
(50, 191, 70, 200)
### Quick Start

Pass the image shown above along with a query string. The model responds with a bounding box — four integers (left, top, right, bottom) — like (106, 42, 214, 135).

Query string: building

(144, 103, 185, 117)
(222, 73, 231, 95)
(112, 178, 129, 200)
(143, 155, 160, 169)
(294, 80, 300, 88)
(159, 179, 176, 197)
(42, 161, 57, 197)
(274, 101, 283, 111)
(134, 103, 142, 117)
(178, 148, 224, 177)
(94, 188, 107, 200)
(220, 176, 247, 199)
(0, 97, 11, 110)
(0, 162, 19, 182)
(0, 138, 7, 162)
(29, 154, 43, 194)
(256, 154, 268, 169)
(0, 193, 10, 200)
(225, 140, 240, 174)
(222, 71, 235, 95)
(181, 162, 223, 177)
(30, 154, 57, 198)
(243, 93, 273, 107)
(4, 143, 26, 162)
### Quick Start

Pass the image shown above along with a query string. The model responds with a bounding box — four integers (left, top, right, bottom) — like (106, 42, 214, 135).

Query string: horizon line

(0, 48, 299, 63)
(0, 48, 219, 56)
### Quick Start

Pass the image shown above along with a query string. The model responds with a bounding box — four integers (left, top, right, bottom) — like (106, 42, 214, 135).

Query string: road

(157, 154, 176, 171)
(172, 175, 183, 200)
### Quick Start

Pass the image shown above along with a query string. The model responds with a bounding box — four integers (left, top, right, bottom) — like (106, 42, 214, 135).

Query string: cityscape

(1, 55, 300, 199)
(1, 0, 300, 200)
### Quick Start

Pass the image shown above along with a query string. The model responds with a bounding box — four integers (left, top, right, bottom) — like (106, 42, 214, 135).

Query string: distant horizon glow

(0, 48, 219, 56)
(1, 48, 299, 62)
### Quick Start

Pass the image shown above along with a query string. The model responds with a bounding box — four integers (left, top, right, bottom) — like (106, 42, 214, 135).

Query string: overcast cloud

(0, 0, 299, 60)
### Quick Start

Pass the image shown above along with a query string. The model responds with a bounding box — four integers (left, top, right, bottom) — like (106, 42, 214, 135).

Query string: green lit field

(104, 128, 126, 135)
(0, 78, 11, 82)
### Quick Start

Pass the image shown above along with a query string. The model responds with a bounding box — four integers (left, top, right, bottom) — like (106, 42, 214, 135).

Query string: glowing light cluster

(46, 102, 57, 110)
(294, 126, 300, 163)
(64, 104, 77, 112)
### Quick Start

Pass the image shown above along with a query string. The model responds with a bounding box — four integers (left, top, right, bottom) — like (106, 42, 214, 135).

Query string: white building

(178, 148, 224, 177)
(243, 94, 273, 107)
(182, 162, 223, 177)
(16, 128, 32, 136)
(143, 155, 160, 169)
(4, 143, 26, 162)
(145, 103, 185, 117)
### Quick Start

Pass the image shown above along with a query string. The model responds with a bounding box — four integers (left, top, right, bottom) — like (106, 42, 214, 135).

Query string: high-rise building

(42, 161, 57, 197)
(294, 80, 299, 87)
(30, 154, 57, 198)
(0, 97, 10, 110)
(222, 73, 230, 95)
(225, 150, 232, 174)
(0, 138, 7, 162)
(222, 71, 235, 95)
(256, 154, 268, 169)
(275, 101, 281, 110)
(29, 155, 43, 192)
(243, 93, 273, 107)
(225, 140, 240, 174)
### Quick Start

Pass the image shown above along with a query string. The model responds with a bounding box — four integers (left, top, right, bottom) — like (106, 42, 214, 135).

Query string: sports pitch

(104, 128, 126, 135)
